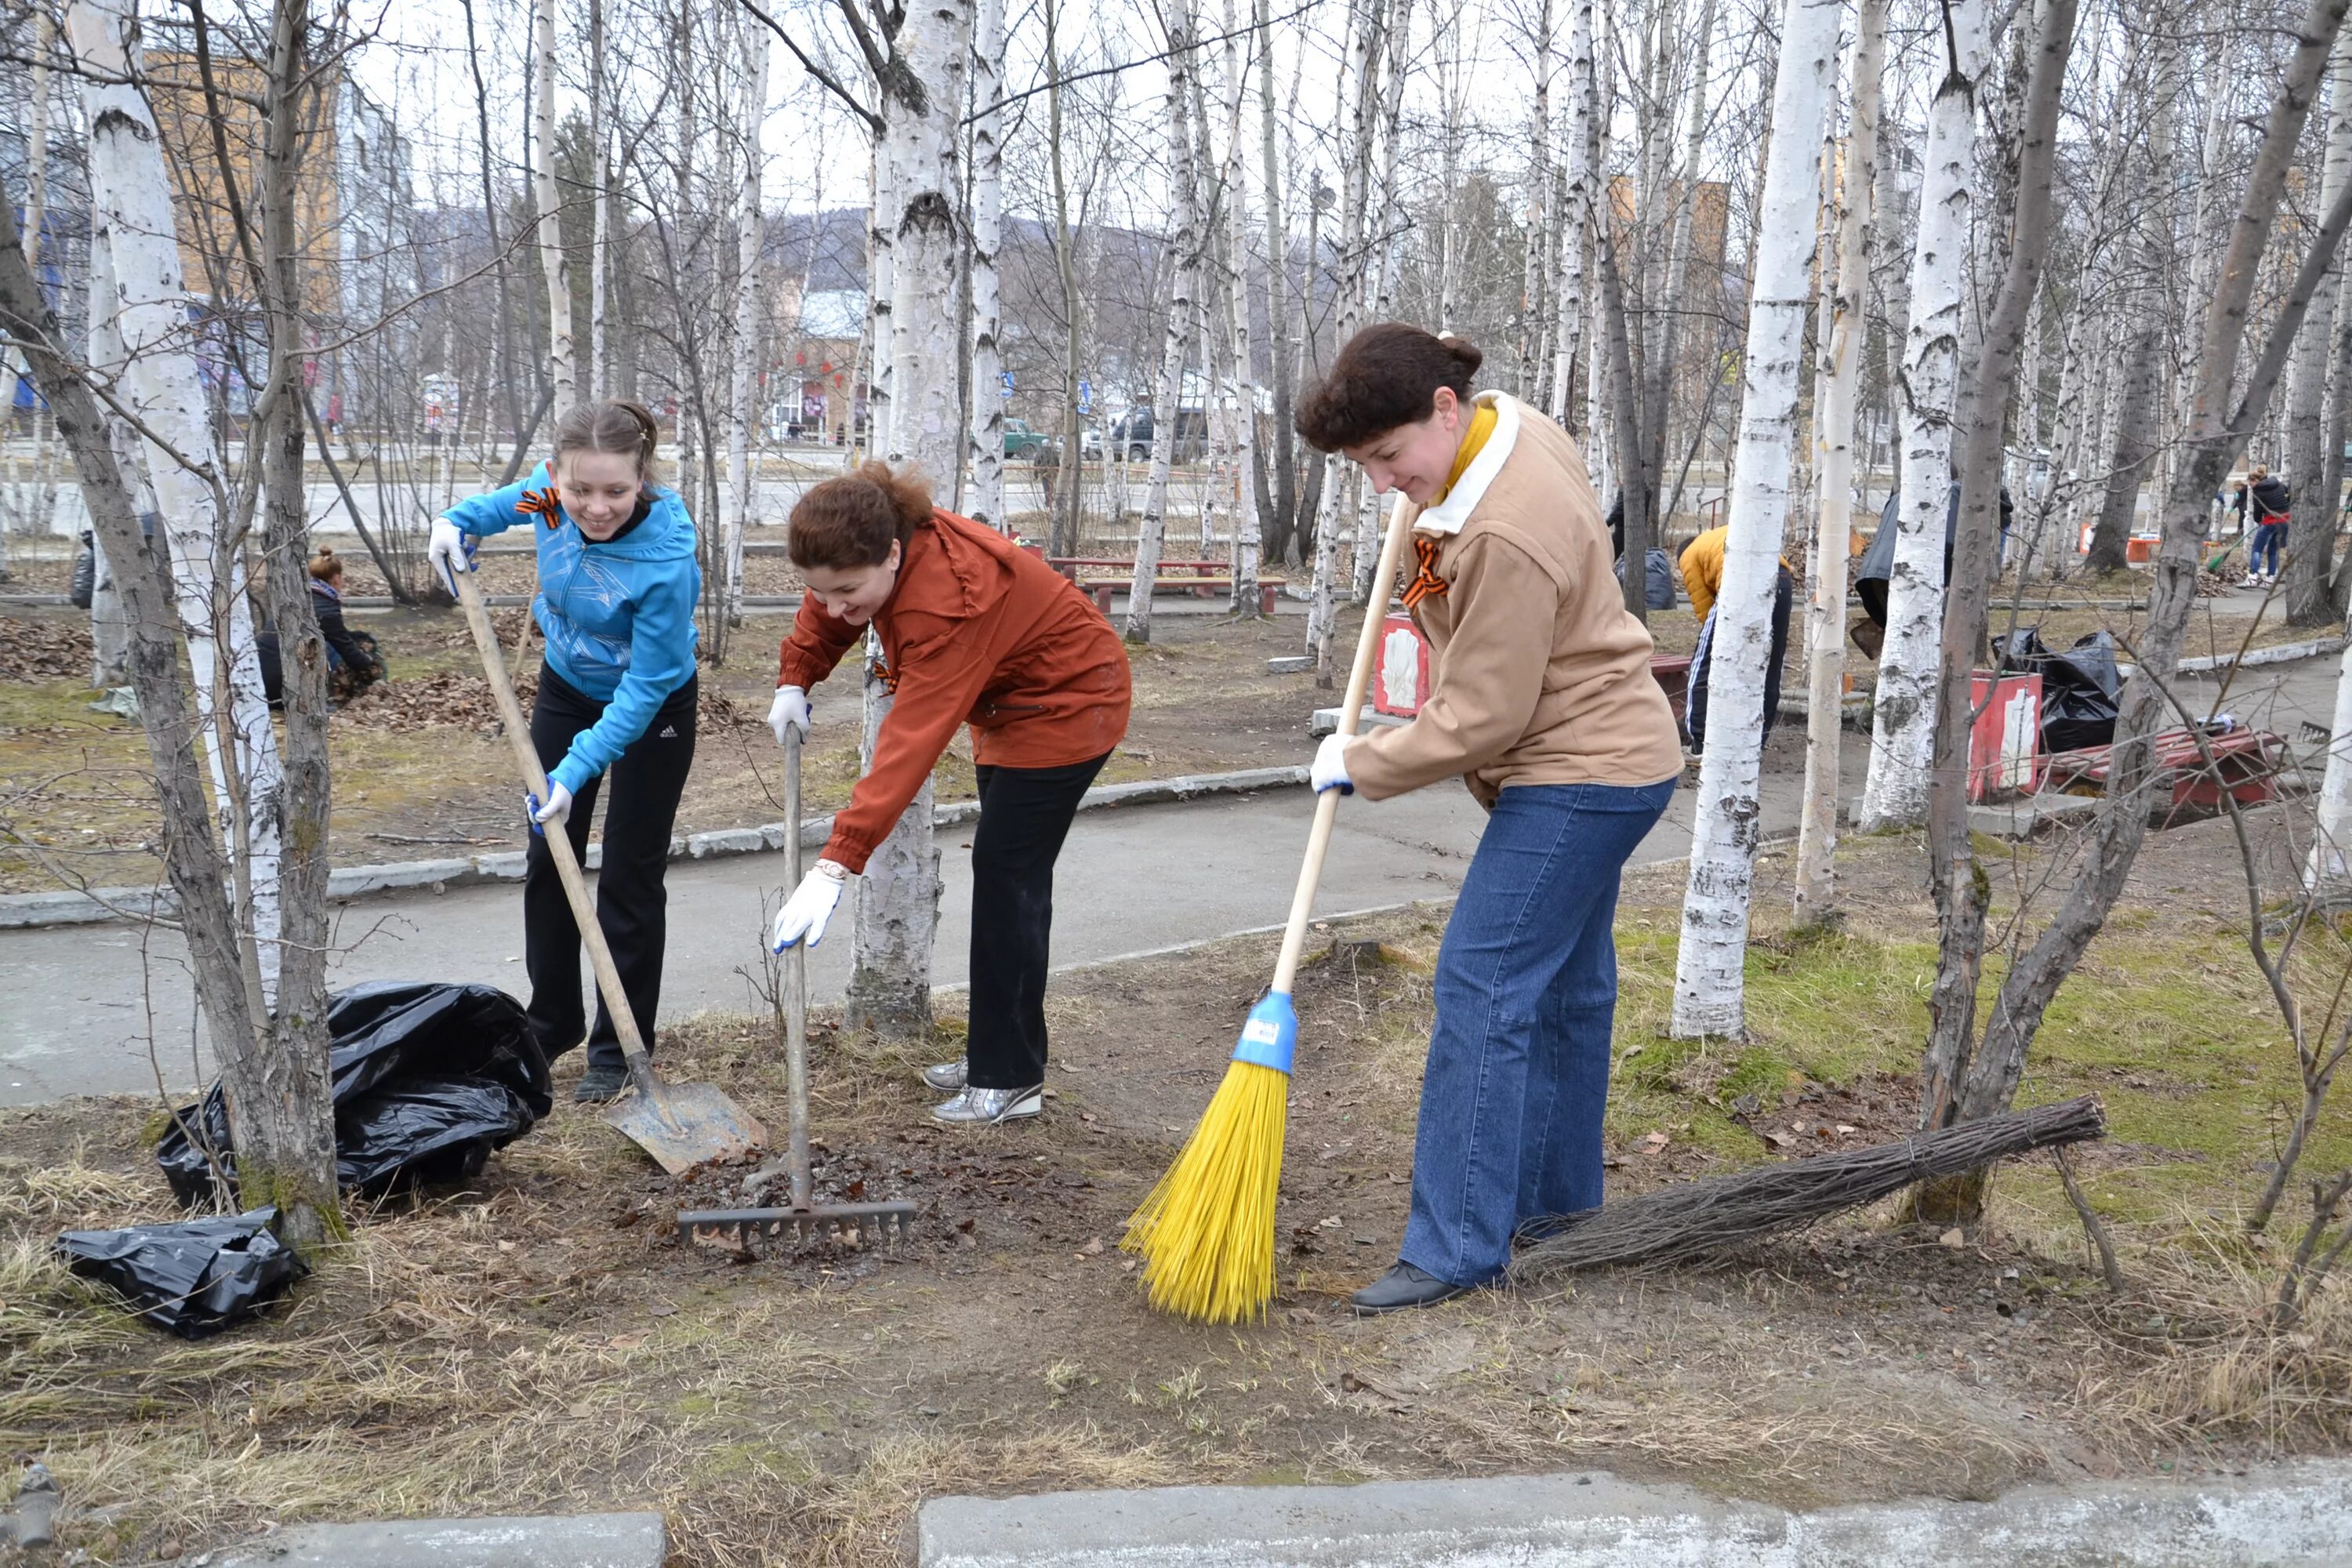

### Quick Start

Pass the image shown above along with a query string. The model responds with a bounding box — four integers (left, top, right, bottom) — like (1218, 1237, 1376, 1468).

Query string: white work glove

(428, 517, 477, 596)
(767, 684, 812, 746)
(770, 860, 849, 951)
(1311, 733, 1355, 796)
(525, 782, 572, 834)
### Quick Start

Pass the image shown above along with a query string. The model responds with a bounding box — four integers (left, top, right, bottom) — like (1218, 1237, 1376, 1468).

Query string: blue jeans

(1399, 777, 1676, 1287)
(2249, 521, 2288, 575)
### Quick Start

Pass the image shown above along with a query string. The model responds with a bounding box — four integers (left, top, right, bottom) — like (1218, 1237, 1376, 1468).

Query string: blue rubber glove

(524, 783, 571, 837)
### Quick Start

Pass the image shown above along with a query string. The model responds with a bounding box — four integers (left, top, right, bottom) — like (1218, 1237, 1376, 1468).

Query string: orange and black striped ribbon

(1400, 535, 1449, 609)
(517, 487, 562, 527)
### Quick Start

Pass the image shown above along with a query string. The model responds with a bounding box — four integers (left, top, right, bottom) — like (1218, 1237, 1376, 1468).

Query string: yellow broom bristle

(1121, 1059, 1290, 1323)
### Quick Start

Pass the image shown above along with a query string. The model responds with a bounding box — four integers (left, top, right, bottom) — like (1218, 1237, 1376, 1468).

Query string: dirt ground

(0, 602, 1335, 895)
(4, 816, 2348, 1566)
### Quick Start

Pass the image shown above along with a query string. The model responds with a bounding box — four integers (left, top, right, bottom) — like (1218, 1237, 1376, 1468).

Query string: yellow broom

(1123, 489, 1424, 1323)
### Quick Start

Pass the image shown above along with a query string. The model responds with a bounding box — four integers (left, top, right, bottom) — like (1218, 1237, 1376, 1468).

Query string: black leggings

(525, 667, 698, 1072)
(965, 752, 1109, 1090)
(1687, 566, 1794, 751)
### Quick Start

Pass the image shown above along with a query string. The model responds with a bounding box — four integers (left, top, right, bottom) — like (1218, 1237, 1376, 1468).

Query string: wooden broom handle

(451, 568, 660, 1087)
(1270, 491, 1423, 995)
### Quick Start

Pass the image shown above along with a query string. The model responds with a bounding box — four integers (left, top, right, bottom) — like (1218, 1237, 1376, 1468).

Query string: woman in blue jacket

(429, 401, 701, 1102)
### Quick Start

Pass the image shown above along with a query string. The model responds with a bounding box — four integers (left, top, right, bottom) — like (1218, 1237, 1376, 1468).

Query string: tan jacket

(1345, 392, 1682, 804)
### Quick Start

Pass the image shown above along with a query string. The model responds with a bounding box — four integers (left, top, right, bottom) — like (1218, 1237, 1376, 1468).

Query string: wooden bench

(1085, 577, 1287, 615)
(1049, 556, 1229, 583)
(2039, 726, 2285, 822)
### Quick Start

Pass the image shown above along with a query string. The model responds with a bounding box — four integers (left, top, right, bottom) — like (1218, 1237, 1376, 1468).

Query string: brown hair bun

(787, 461, 935, 571)
(1294, 324, 1483, 452)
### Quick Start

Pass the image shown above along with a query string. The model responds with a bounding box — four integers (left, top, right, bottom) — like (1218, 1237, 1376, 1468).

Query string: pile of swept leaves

(0, 616, 93, 682)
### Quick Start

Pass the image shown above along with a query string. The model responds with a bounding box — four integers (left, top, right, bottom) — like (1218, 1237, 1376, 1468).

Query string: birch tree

(852, 0, 974, 1033)
(534, 0, 577, 422)
(1859, 0, 1992, 833)
(71, 0, 285, 1002)
(2285, 38, 2352, 624)
(1793, 0, 1886, 924)
(1548, 0, 1595, 421)
(1216, 0, 1264, 612)
(967, 0, 1008, 532)
(724, 14, 771, 624)
(1669, 0, 1842, 1039)
(1126, 0, 1203, 644)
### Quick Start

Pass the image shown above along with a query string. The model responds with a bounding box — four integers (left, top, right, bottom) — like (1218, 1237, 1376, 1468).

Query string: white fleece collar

(1415, 390, 1519, 536)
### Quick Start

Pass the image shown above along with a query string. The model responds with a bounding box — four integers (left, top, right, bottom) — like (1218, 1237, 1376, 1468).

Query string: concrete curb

(201, 1511, 665, 1567)
(0, 765, 1310, 931)
(2176, 635, 2344, 673)
(916, 1461, 2352, 1568)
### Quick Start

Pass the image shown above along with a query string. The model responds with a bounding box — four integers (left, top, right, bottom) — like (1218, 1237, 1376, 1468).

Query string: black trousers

(525, 667, 698, 1073)
(965, 751, 1109, 1090)
(1687, 565, 1795, 752)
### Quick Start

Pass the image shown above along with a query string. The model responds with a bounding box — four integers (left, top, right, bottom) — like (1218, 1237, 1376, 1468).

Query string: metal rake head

(677, 1202, 920, 1256)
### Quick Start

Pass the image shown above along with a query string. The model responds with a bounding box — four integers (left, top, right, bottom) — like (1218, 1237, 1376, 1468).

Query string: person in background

(427, 400, 702, 1103)
(304, 547, 383, 698)
(1298, 323, 1682, 1314)
(764, 463, 1131, 1127)
(1676, 522, 1793, 758)
(2232, 466, 2291, 587)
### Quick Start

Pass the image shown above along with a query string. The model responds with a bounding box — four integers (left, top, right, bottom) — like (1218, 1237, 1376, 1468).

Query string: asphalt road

(0, 767, 1829, 1107)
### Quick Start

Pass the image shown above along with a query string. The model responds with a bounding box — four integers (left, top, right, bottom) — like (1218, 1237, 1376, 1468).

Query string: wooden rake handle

(1270, 491, 1423, 995)
(450, 568, 663, 1100)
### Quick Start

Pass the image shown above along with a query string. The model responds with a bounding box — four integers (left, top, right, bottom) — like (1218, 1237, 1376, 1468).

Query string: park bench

(1083, 576, 1287, 615)
(2039, 726, 2286, 822)
(1048, 556, 1230, 583)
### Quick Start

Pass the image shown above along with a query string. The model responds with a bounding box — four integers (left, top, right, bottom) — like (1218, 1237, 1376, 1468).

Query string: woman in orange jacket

(764, 463, 1132, 1125)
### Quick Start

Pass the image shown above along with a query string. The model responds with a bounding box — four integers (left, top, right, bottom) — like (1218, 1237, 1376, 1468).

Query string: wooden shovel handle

(1270, 491, 1423, 995)
(782, 724, 812, 1210)
(450, 569, 660, 1094)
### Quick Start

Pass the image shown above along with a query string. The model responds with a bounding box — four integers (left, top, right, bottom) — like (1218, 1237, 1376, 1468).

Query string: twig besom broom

(1123, 490, 1424, 1323)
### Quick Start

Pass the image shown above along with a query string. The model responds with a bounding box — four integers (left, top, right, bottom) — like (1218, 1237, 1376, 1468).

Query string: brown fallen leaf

(1076, 1236, 1105, 1257)
(1636, 1130, 1670, 1153)
(608, 1333, 647, 1350)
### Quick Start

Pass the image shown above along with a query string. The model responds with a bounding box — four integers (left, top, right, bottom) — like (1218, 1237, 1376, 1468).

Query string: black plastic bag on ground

(158, 982, 550, 1206)
(56, 1207, 305, 1338)
(1993, 628, 2123, 753)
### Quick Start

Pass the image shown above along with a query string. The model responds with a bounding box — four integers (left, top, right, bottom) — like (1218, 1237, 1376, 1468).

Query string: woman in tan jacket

(1298, 324, 1682, 1314)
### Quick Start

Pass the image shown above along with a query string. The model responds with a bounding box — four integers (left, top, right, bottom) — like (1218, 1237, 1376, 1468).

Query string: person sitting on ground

(764, 463, 1133, 1128)
(428, 400, 703, 1104)
(305, 547, 383, 699)
(1298, 323, 1682, 1315)
(1677, 522, 1792, 758)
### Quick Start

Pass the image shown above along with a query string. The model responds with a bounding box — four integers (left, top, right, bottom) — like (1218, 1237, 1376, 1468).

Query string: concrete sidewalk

(0, 744, 1849, 1107)
(917, 1461, 2352, 1567)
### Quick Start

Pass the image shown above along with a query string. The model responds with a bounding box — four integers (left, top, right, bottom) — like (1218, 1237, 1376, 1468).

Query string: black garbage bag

(158, 982, 550, 1206)
(56, 1207, 305, 1338)
(1611, 547, 1676, 610)
(1994, 628, 2122, 753)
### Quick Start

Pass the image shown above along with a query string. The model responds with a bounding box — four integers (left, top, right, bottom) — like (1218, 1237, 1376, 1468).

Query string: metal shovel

(450, 568, 766, 1174)
(677, 725, 916, 1250)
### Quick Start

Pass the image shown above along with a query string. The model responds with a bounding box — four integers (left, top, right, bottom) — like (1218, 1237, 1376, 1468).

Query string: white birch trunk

(533, 0, 576, 423)
(1794, 0, 1886, 923)
(1218, 0, 1263, 612)
(724, 18, 769, 624)
(1518, 0, 1553, 400)
(850, 0, 973, 1033)
(73, 0, 284, 1006)
(2310, 641, 2352, 891)
(589, 0, 609, 394)
(1127, 0, 1203, 644)
(0, 9, 49, 456)
(967, 0, 1008, 532)
(1549, 0, 1595, 419)
(1670, 0, 1842, 1039)
(88, 233, 136, 690)
(1858, 0, 1990, 833)
(868, 140, 895, 460)
(1351, 0, 1414, 601)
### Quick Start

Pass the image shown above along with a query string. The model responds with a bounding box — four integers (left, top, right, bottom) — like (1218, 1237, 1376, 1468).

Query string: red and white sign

(1374, 615, 1431, 717)
(1968, 670, 2042, 801)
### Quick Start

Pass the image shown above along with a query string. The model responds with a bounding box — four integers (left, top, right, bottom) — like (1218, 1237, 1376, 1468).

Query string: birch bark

(534, 0, 576, 422)
(1670, 0, 1841, 1039)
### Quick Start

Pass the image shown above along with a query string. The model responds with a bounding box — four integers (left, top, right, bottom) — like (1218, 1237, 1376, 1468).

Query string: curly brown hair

(1294, 324, 1483, 452)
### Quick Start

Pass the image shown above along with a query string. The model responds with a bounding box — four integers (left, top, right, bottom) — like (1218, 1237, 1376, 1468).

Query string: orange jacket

(777, 508, 1132, 873)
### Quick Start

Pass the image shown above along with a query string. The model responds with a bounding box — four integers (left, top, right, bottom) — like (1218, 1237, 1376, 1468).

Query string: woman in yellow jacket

(1677, 523, 1792, 754)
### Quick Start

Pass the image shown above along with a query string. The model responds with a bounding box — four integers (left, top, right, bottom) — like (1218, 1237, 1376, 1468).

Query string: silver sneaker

(920, 1060, 967, 1093)
(929, 1085, 1044, 1125)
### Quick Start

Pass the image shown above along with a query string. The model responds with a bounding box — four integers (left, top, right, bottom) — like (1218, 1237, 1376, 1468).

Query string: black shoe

(573, 1064, 626, 1103)
(1349, 1262, 1473, 1316)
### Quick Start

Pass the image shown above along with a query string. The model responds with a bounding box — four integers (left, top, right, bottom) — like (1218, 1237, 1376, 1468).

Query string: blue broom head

(1229, 990, 1298, 1076)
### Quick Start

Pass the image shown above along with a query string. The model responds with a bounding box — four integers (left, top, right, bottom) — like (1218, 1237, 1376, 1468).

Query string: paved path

(0, 761, 1837, 1108)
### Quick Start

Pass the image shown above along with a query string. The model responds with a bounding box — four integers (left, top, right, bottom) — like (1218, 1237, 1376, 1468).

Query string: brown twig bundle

(1510, 1096, 2105, 1282)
